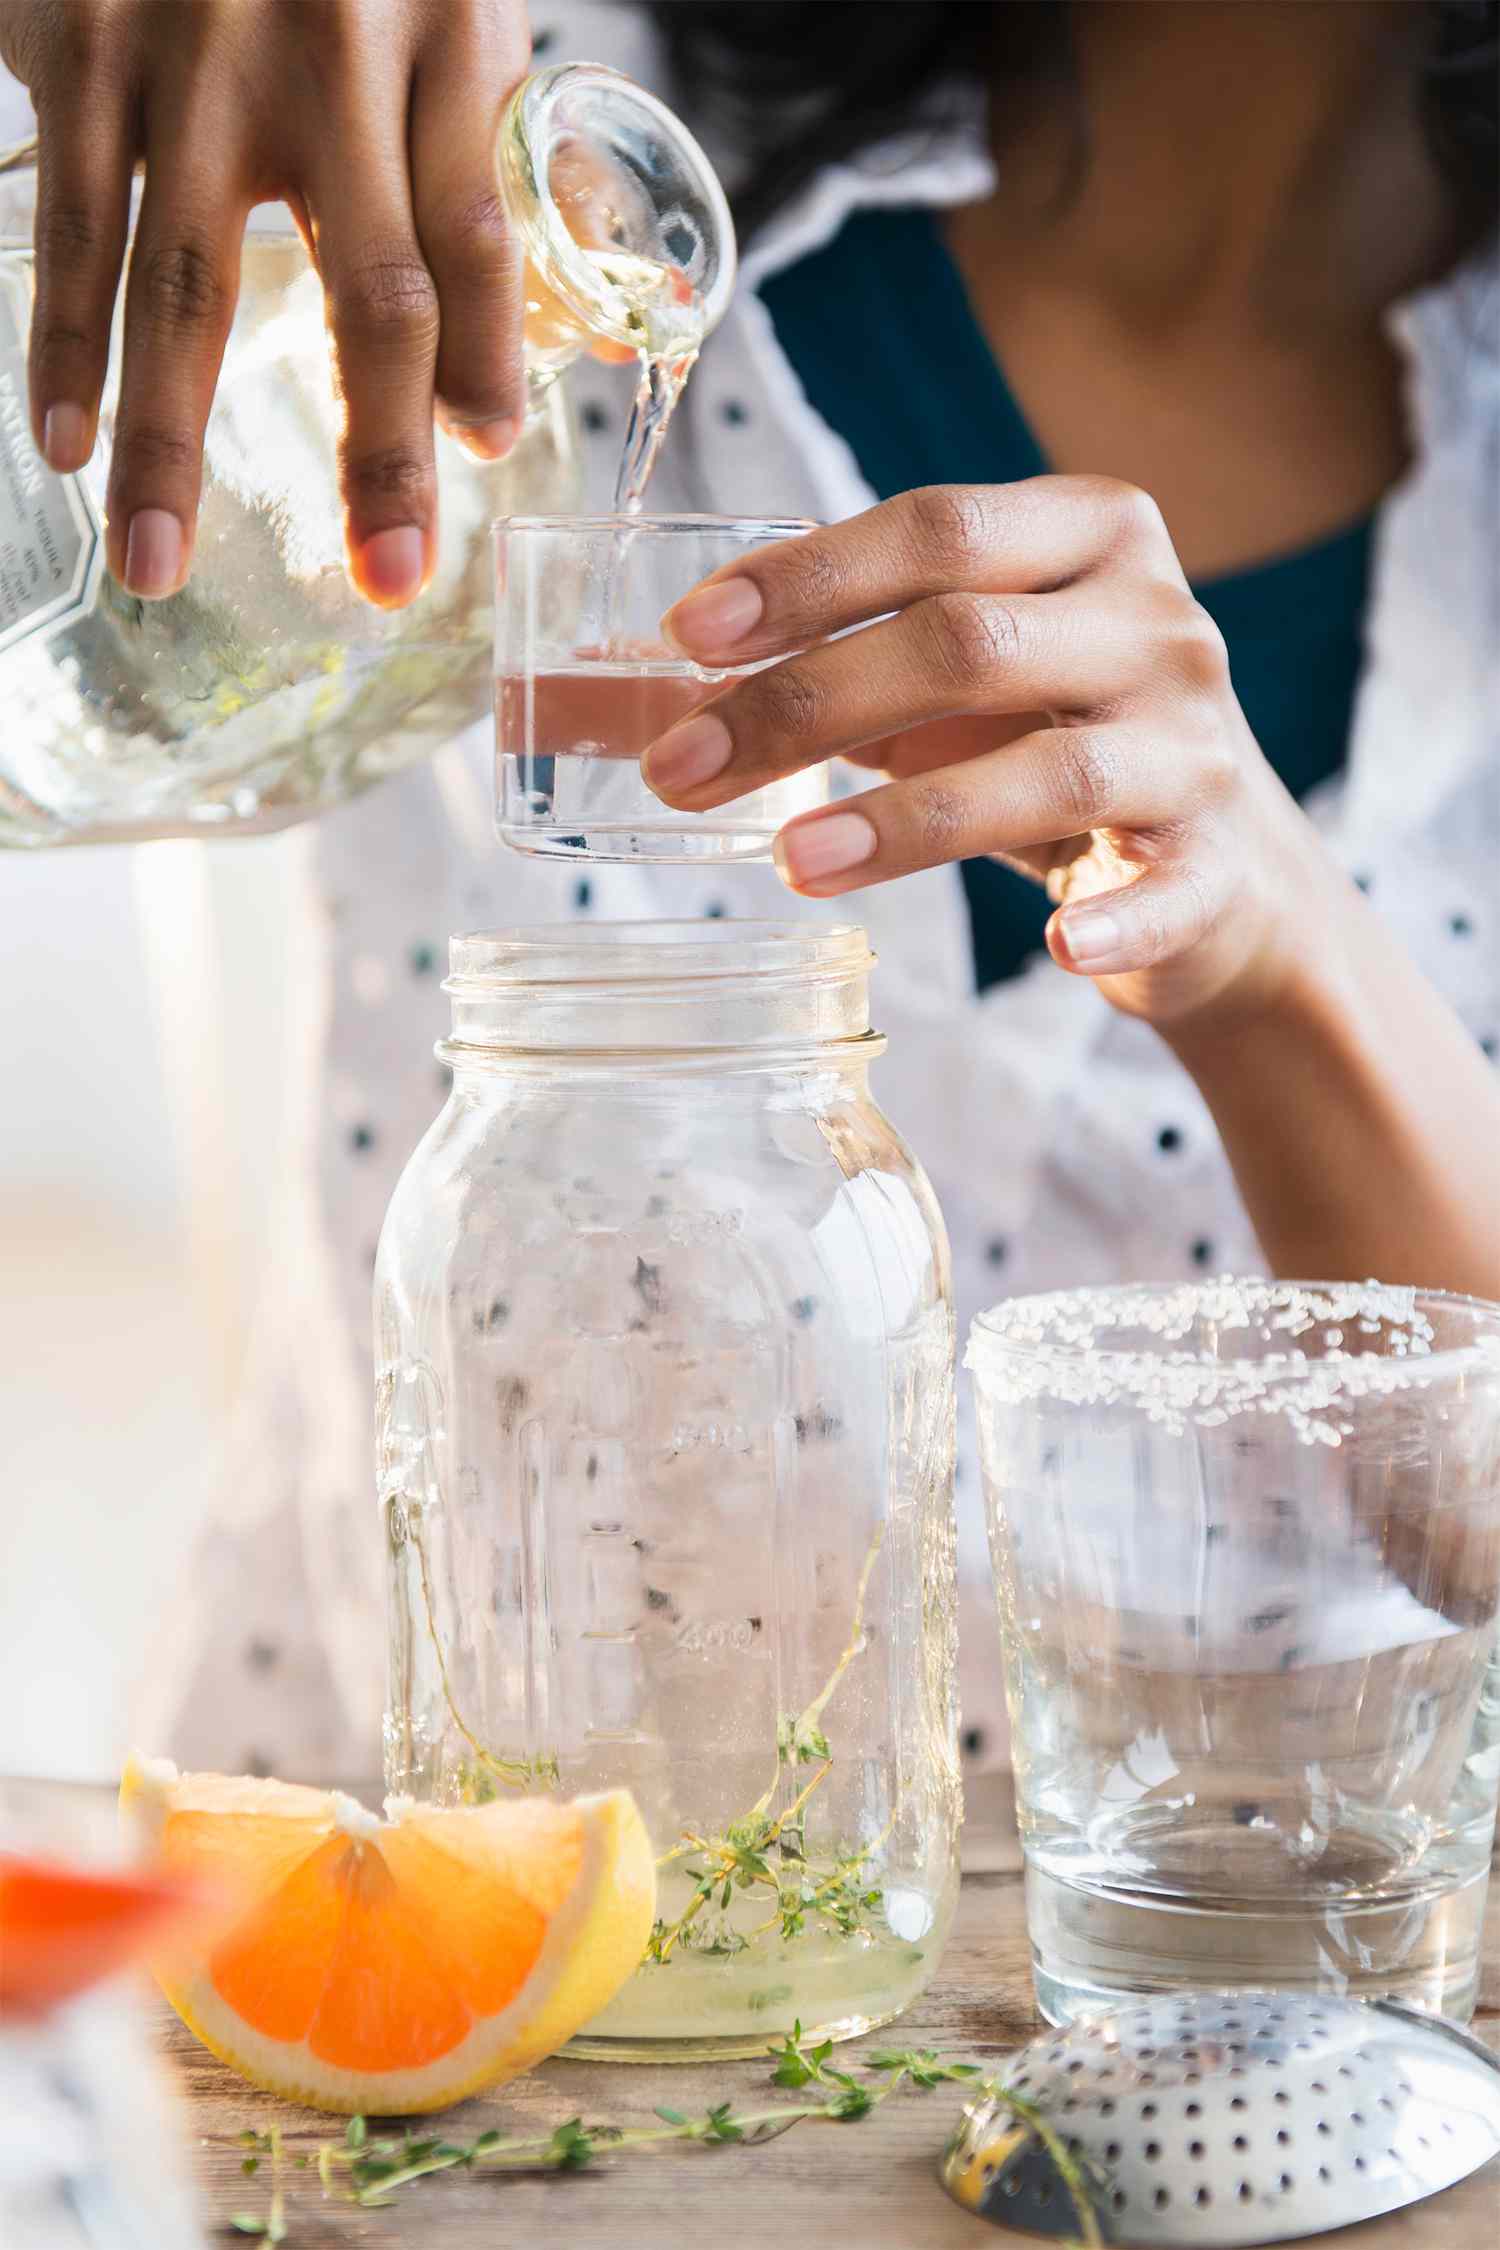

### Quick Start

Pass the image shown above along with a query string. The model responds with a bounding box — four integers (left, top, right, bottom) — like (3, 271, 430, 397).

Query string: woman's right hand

(0, 0, 532, 606)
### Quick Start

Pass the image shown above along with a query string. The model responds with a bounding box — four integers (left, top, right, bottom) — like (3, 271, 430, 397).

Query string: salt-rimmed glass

(966, 1279, 1500, 2024)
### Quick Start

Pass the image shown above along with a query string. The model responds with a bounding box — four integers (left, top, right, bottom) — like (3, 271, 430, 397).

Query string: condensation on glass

(968, 1279, 1500, 2026)
(0, 64, 733, 844)
(377, 923, 961, 2058)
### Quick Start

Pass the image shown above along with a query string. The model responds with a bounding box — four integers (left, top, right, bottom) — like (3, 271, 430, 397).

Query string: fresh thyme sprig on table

(227, 2025, 1091, 2242)
(226, 2027, 1104, 2245)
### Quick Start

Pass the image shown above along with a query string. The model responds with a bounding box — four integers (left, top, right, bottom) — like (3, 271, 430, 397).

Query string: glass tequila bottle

(0, 64, 733, 844)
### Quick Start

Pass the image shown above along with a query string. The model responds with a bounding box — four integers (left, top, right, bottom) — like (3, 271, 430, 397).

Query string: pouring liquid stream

(614, 347, 697, 515)
(596, 250, 703, 669)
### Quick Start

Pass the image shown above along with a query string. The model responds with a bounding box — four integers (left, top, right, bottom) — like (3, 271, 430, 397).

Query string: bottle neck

(497, 63, 735, 364)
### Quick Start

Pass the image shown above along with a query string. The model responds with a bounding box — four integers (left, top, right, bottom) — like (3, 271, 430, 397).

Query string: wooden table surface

(150, 1779, 1499, 2250)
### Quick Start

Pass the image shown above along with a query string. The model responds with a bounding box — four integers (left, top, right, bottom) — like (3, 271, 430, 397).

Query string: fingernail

(662, 576, 763, 658)
(1059, 906, 1124, 967)
(773, 811, 878, 889)
(450, 415, 521, 462)
(123, 508, 184, 599)
(42, 402, 89, 472)
(358, 525, 426, 607)
(642, 713, 733, 796)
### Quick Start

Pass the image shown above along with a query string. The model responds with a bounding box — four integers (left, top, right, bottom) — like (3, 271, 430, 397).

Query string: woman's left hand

(643, 477, 1336, 1029)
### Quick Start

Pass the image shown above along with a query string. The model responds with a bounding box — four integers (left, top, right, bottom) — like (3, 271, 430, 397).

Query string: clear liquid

(591, 258, 698, 674)
(513, 248, 760, 855)
(495, 660, 827, 858)
(497, 661, 717, 761)
(615, 349, 696, 515)
(608, 326, 695, 677)
(540, 244, 702, 516)
(527, 242, 699, 516)
(1011, 1616, 1500, 2022)
(571, 1866, 951, 2061)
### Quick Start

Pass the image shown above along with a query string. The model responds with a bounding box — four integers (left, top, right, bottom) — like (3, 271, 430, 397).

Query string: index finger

(661, 476, 1177, 664)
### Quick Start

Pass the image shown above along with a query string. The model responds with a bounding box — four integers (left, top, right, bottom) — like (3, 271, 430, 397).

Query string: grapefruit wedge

(120, 1755, 654, 2114)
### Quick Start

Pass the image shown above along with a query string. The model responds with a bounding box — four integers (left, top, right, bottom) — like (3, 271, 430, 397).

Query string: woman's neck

(988, 0, 1456, 336)
(940, 2, 1450, 575)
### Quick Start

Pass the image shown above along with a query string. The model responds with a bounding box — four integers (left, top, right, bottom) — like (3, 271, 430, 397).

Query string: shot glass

(494, 515, 828, 862)
(967, 1278, 1500, 2024)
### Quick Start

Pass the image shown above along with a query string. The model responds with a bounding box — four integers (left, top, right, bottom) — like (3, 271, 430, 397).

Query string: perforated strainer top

(941, 1991, 1500, 2245)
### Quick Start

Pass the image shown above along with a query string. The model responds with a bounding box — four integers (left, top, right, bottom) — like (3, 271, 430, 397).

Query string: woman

(4, 0, 1496, 1779)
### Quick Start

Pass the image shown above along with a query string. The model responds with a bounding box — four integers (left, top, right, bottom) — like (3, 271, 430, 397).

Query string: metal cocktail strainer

(940, 1991, 1500, 2245)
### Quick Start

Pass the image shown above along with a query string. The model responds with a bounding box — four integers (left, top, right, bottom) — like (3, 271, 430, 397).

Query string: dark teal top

(758, 206, 1373, 991)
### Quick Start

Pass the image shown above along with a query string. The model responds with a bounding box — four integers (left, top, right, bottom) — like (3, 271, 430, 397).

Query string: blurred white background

(0, 829, 307, 1780)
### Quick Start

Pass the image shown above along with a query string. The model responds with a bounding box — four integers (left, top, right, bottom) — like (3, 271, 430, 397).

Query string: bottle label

(0, 264, 100, 654)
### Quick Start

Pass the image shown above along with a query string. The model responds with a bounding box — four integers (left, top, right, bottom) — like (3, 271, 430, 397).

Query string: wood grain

(158, 1779, 1500, 2250)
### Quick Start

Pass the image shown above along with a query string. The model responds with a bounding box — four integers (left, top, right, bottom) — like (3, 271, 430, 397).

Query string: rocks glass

(968, 1279, 1500, 2024)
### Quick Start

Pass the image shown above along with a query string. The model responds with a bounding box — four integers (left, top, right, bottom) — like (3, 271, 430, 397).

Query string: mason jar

(376, 922, 960, 2059)
(0, 63, 732, 844)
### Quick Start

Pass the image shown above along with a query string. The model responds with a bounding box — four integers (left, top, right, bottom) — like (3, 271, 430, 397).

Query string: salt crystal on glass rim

(966, 1277, 1500, 1442)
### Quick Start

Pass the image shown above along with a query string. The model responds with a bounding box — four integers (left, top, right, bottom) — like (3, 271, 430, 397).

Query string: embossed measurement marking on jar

(673, 1616, 761, 1655)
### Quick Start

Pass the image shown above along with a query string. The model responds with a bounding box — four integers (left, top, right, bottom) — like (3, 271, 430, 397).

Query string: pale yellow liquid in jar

(572, 1865, 959, 2061)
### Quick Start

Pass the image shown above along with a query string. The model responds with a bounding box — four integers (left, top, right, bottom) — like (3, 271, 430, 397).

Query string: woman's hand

(645, 477, 1335, 1030)
(0, 0, 531, 606)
